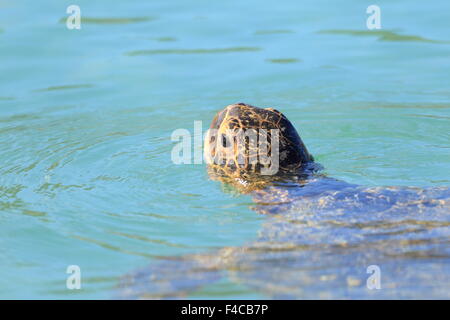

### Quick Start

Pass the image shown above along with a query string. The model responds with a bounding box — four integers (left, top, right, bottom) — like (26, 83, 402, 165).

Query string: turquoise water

(0, 0, 449, 299)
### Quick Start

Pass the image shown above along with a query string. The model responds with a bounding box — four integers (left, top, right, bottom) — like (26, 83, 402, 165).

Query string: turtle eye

(221, 134, 228, 147)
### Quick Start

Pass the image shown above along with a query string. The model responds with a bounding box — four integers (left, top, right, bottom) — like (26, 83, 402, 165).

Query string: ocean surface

(0, 0, 449, 299)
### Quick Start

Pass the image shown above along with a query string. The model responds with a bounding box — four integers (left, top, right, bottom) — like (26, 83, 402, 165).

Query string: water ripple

(58, 16, 155, 25)
(318, 29, 450, 44)
(125, 47, 261, 56)
(34, 84, 94, 92)
(266, 58, 300, 64)
(254, 30, 294, 35)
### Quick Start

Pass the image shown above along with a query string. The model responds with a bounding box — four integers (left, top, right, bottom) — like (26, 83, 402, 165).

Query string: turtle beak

(204, 109, 227, 164)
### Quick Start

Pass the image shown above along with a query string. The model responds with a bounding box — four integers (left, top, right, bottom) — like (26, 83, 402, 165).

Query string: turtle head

(204, 103, 314, 190)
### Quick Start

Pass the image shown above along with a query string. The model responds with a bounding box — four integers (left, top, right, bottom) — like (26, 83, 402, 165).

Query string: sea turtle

(119, 103, 450, 299)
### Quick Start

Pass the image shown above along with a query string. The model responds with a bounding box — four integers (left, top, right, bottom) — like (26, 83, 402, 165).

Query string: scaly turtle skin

(119, 103, 450, 299)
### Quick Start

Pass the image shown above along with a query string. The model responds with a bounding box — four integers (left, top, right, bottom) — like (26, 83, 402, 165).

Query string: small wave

(125, 47, 261, 56)
(318, 29, 450, 44)
(109, 231, 191, 249)
(152, 37, 177, 42)
(254, 30, 294, 35)
(266, 58, 300, 64)
(22, 209, 47, 217)
(58, 16, 154, 25)
(407, 113, 450, 120)
(34, 84, 94, 92)
(0, 113, 40, 123)
(358, 103, 450, 110)
(72, 235, 164, 258)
